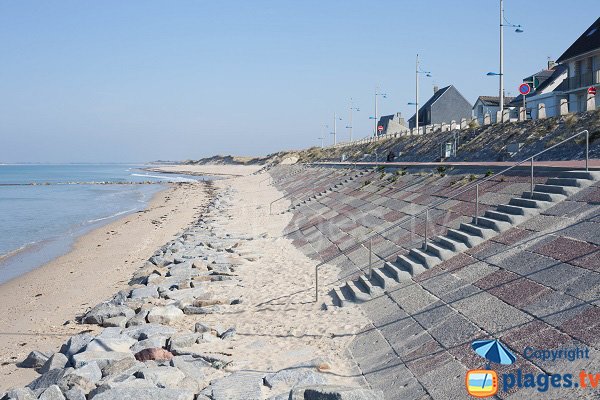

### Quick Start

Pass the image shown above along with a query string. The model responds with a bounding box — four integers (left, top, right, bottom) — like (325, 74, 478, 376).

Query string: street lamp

(372, 87, 387, 136)
(317, 137, 324, 148)
(346, 98, 360, 142)
(410, 54, 432, 133)
(495, 0, 523, 116)
(331, 113, 342, 145)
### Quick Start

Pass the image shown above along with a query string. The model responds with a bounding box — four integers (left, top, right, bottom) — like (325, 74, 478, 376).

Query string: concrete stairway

(331, 170, 600, 307)
(283, 169, 371, 214)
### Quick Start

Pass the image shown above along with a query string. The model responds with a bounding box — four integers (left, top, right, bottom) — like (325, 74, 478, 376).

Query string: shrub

(485, 169, 493, 177)
(469, 174, 477, 182)
(363, 180, 372, 187)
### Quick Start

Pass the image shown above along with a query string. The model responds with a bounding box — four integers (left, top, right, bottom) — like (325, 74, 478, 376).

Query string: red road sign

(588, 86, 597, 95)
(377, 125, 384, 132)
(519, 83, 531, 95)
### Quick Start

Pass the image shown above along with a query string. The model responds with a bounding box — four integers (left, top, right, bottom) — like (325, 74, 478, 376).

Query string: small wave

(130, 173, 197, 183)
(87, 207, 139, 223)
(0, 241, 39, 263)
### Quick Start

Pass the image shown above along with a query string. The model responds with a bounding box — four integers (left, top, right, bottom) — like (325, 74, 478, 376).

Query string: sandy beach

(0, 182, 209, 391)
(0, 164, 369, 398)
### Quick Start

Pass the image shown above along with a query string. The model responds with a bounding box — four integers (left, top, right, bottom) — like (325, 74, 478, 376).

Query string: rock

(91, 388, 194, 400)
(40, 353, 70, 374)
(102, 316, 128, 328)
(4, 388, 37, 400)
(168, 333, 199, 350)
(67, 361, 102, 384)
(130, 336, 167, 354)
(289, 385, 385, 400)
(264, 368, 327, 389)
(71, 351, 134, 370)
(210, 372, 263, 400)
(100, 357, 139, 379)
(38, 385, 65, 400)
(192, 298, 227, 307)
(97, 327, 124, 338)
(161, 288, 207, 303)
(109, 290, 130, 306)
(27, 368, 71, 391)
(135, 367, 185, 388)
(63, 387, 85, 400)
(193, 322, 213, 334)
(85, 336, 137, 353)
(182, 305, 222, 315)
(19, 350, 52, 369)
(130, 286, 159, 300)
(122, 324, 177, 340)
(134, 348, 173, 362)
(147, 306, 183, 325)
(82, 303, 135, 325)
(57, 373, 96, 395)
(170, 356, 209, 385)
(219, 328, 236, 340)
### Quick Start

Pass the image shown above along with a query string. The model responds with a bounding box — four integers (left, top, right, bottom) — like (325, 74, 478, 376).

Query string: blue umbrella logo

(472, 339, 516, 365)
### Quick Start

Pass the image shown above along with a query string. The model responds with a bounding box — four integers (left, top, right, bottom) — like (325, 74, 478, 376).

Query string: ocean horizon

(0, 164, 212, 285)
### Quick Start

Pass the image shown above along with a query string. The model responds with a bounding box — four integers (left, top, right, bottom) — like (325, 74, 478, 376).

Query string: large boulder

(85, 336, 137, 353)
(71, 351, 134, 370)
(38, 385, 66, 400)
(134, 367, 185, 388)
(91, 388, 193, 400)
(146, 306, 183, 325)
(18, 350, 53, 369)
(82, 303, 134, 326)
(40, 353, 69, 374)
(60, 333, 95, 360)
(210, 372, 263, 400)
(122, 324, 176, 340)
(264, 368, 327, 390)
(27, 368, 72, 391)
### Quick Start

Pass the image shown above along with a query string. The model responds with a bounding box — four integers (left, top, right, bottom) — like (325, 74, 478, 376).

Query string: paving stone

(428, 312, 481, 348)
(523, 291, 591, 328)
(532, 236, 600, 270)
(559, 221, 600, 245)
(527, 262, 588, 291)
(452, 291, 532, 335)
(387, 283, 438, 315)
(451, 261, 498, 284)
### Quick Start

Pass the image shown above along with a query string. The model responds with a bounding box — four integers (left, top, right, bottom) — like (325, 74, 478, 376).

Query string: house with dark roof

(509, 62, 569, 119)
(376, 112, 408, 136)
(472, 96, 515, 123)
(556, 17, 600, 112)
(407, 85, 472, 129)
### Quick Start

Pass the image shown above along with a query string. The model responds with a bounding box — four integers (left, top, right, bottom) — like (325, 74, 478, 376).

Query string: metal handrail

(314, 129, 590, 301)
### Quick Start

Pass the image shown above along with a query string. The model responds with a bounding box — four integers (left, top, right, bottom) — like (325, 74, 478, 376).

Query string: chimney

(547, 59, 556, 70)
(433, 85, 439, 94)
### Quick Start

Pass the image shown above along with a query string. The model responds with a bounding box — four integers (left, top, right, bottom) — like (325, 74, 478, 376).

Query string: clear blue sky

(0, 1, 596, 163)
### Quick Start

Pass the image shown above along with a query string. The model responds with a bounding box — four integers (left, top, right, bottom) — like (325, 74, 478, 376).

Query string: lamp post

(491, 0, 523, 117)
(318, 137, 324, 148)
(409, 54, 431, 133)
(372, 87, 387, 136)
(346, 98, 360, 142)
(331, 113, 342, 145)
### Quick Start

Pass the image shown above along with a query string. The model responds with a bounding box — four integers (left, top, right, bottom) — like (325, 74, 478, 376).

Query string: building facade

(407, 85, 472, 129)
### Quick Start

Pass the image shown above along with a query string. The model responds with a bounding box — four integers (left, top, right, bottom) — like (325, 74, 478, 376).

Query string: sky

(0, 0, 597, 163)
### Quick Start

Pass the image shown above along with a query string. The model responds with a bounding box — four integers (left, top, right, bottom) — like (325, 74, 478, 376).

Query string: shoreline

(0, 181, 210, 391)
(144, 164, 263, 177)
(0, 184, 166, 286)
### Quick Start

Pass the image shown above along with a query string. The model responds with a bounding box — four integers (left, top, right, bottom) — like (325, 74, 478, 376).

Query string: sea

(0, 164, 211, 285)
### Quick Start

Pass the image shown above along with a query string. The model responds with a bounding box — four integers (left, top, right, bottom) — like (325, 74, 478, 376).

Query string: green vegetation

(363, 180, 372, 187)
(485, 169, 493, 177)
(436, 165, 447, 177)
(469, 174, 477, 182)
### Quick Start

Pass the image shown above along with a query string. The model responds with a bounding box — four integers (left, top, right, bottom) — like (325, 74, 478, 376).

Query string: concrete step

(370, 268, 392, 289)
(558, 170, 600, 180)
(422, 241, 456, 260)
(396, 255, 428, 275)
(409, 248, 442, 269)
(435, 235, 469, 252)
(533, 184, 576, 196)
(509, 197, 548, 209)
(484, 210, 521, 224)
(447, 228, 483, 248)
(498, 204, 535, 216)
(522, 191, 566, 202)
(345, 281, 371, 303)
(460, 223, 496, 239)
(546, 177, 587, 188)
(382, 261, 413, 282)
(472, 216, 513, 232)
(358, 275, 380, 295)
(331, 287, 349, 307)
